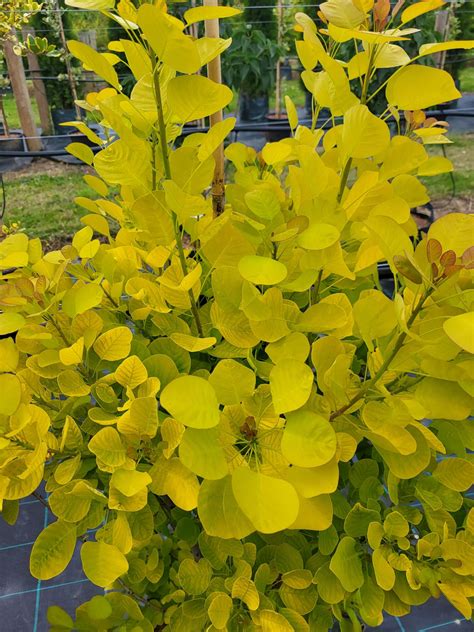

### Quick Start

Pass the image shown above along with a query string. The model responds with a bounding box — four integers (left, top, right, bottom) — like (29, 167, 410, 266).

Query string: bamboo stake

(204, 0, 225, 216)
(3, 33, 41, 150)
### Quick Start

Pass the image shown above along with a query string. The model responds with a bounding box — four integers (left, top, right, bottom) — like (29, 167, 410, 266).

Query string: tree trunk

(2, 34, 42, 150)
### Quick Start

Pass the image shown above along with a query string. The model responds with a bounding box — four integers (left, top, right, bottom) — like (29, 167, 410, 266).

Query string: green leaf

(329, 537, 364, 592)
(30, 521, 76, 580)
(178, 558, 212, 596)
(231, 577, 260, 611)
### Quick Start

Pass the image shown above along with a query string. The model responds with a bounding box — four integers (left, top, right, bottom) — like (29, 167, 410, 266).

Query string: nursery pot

(239, 93, 270, 122)
(0, 132, 25, 154)
(51, 108, 78, 135)
(265, 112, 289, 142)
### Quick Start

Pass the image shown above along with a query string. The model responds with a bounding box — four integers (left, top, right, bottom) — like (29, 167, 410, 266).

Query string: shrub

(0, 1, 473, 630)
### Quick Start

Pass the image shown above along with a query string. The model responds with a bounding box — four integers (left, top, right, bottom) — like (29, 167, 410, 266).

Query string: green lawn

(3, 165, 91, 247)
(1, 92, 40, 130)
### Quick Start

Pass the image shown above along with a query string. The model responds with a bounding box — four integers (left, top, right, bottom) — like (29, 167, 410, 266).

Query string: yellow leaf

(110, 469, 152, 496)
(161, 375, 220, 428)
(261, 141, 292, 165)
(342, 104, 390, 159)
(115, 355, 148, 389)
(88, 427, 127, 468)
(372, 547, 395, 590)
(386, 65, 461, 110)
(167, 75, 233, 123)
(290, 494, 333, 531)
(443, 312, 474, 354)
(419, 40, 474, 57)
(231, 468, 299, 534)
(58, 370, 90, 397)
(0, 374, 22, 415)
(184, 6, 241, 25)
(169, 333, 216, 352)
(320, 0, 366, 29)
(238, 255, 287, 285)
(63, 284, 104, 319)
(0, 312, 25, 335)
(93, 327, 133, 361)
(428, 212, 474, 256)
(68, 40, 120, 89)
(149, 457, 199, 511)
(30, 521, 77, 580)
(298, 223, 340, 250)
(401, 0, 446, 24)
(0, 338, 19, 372)
(137, 4, 201, 74)
(59, 338, 84, 366)
(209, 359, 255, 405)
(80, 541, 129, 588)
(232, 577, 260, 611)
(434, 458, 474, 492)
(270, 360, 314, 414)
(198, 476, 254, 539)
(259, 610, 294, 632)
(66, 142, 94, 166)
(179, 427, 228, 480)
(282, 410, 337, 467)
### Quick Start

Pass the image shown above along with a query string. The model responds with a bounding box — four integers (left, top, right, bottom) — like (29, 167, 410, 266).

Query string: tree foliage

(0, 1, 473, 630)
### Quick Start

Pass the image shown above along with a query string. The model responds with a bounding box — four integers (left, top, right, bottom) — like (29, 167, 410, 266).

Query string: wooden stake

(204, 0, 225, 216)
(22, 27, 52, 135)
(275, 0, 283, 118)
(3, 33, 42, 150)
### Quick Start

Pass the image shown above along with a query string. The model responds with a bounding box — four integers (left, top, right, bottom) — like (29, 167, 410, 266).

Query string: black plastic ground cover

(0, 495, 471, 631)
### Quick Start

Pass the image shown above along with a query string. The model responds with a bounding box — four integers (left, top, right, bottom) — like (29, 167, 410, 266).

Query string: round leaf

(80, 541, 129, 588)
(160, 376, 220, 428)
(282, 410, 337, 467)
(238, 255, 288, 285)
(231, 468, 299, 534)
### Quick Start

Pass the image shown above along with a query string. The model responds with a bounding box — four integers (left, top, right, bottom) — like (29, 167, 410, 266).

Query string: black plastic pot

(265, 112, 289, 142)
(239, 93, 270, 122)
(51, 108, 77, 135)
(0, 132, 24, 153)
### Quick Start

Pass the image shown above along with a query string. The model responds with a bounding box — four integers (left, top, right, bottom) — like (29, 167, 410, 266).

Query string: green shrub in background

(0, 1, 473, 630)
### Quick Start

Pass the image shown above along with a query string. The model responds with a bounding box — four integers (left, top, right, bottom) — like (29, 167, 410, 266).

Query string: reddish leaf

(426, 238, 442, 263)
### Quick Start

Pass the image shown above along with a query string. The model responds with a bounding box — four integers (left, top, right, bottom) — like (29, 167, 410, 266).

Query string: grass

(1, 92, 40, 131)
(2, 164, 91, 246)
(460, 66, 474, 93)
(422, 133, 474, 199)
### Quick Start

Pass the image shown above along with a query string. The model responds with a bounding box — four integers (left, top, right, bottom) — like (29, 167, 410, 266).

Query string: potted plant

(223, 21, 281, 122)
(0, 2, 473, 631)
